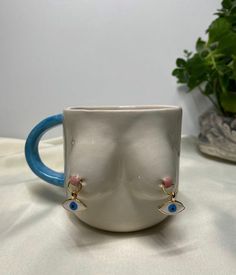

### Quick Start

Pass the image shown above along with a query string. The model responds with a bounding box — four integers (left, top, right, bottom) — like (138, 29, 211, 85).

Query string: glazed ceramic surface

(25, 105, 182, 232)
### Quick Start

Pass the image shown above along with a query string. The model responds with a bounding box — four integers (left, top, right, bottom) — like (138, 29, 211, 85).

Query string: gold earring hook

(67, 175, 84, 196)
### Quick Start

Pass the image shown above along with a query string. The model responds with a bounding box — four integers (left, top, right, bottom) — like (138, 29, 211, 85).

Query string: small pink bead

(162, 177, 173, 188)
(69, 175, 81, 186)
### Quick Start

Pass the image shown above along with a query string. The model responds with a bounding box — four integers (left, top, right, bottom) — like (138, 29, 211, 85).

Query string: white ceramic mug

(25, 105, 183, 232)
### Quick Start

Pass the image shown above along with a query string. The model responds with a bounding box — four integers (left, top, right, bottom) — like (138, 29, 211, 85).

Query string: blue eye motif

(158, 200, 185, 215)
(63, 198, 87, 213)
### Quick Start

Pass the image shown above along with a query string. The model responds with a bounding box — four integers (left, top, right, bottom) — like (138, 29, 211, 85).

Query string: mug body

(63, 105, 182, 232)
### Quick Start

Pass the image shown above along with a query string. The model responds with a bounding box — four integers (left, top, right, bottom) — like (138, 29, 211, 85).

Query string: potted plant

(172, 0, 236, 162)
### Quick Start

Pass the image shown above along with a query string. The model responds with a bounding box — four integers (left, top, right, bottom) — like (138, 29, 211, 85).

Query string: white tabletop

(0, 136, 235, 275)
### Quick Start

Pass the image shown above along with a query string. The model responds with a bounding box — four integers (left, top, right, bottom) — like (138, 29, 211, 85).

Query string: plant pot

(198, 110, 236, 162)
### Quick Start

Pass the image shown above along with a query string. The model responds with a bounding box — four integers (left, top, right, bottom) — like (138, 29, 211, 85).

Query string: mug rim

(64, 105, 182, 112)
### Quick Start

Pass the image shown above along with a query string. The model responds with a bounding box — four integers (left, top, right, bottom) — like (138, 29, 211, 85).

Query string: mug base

(77, 215, 168, 233)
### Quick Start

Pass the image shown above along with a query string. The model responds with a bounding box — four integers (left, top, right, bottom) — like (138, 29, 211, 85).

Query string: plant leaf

(176, 58, 186, 68)
(185, 53, 210, 90)
(208, 17, 236, 55)
(196, 38, 206, 53)
(220, 92, 236, 112)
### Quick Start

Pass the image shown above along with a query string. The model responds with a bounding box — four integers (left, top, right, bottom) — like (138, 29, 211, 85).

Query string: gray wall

(0, 0, 218, 138)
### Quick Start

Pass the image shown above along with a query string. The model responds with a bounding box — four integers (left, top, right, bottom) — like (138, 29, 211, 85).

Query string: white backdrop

(0, 0, 219, 138)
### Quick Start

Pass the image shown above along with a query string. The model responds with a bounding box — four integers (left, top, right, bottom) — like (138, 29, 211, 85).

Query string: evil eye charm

(158, 200, 185, 215)
(63, 198, 87, 213)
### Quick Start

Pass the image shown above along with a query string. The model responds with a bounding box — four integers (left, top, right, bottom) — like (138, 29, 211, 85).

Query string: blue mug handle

(25, 114, 65, 187)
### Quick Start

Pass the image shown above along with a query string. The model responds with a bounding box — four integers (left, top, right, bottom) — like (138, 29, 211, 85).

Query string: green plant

(172, 0, 236, 116)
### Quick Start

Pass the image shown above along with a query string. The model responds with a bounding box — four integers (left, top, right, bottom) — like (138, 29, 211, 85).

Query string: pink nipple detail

(69, 175, 81, 187)
(162, 177, 173, 188)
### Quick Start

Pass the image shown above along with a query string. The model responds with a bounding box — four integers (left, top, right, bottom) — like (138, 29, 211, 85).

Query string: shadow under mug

(25, 105, 182, 232)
